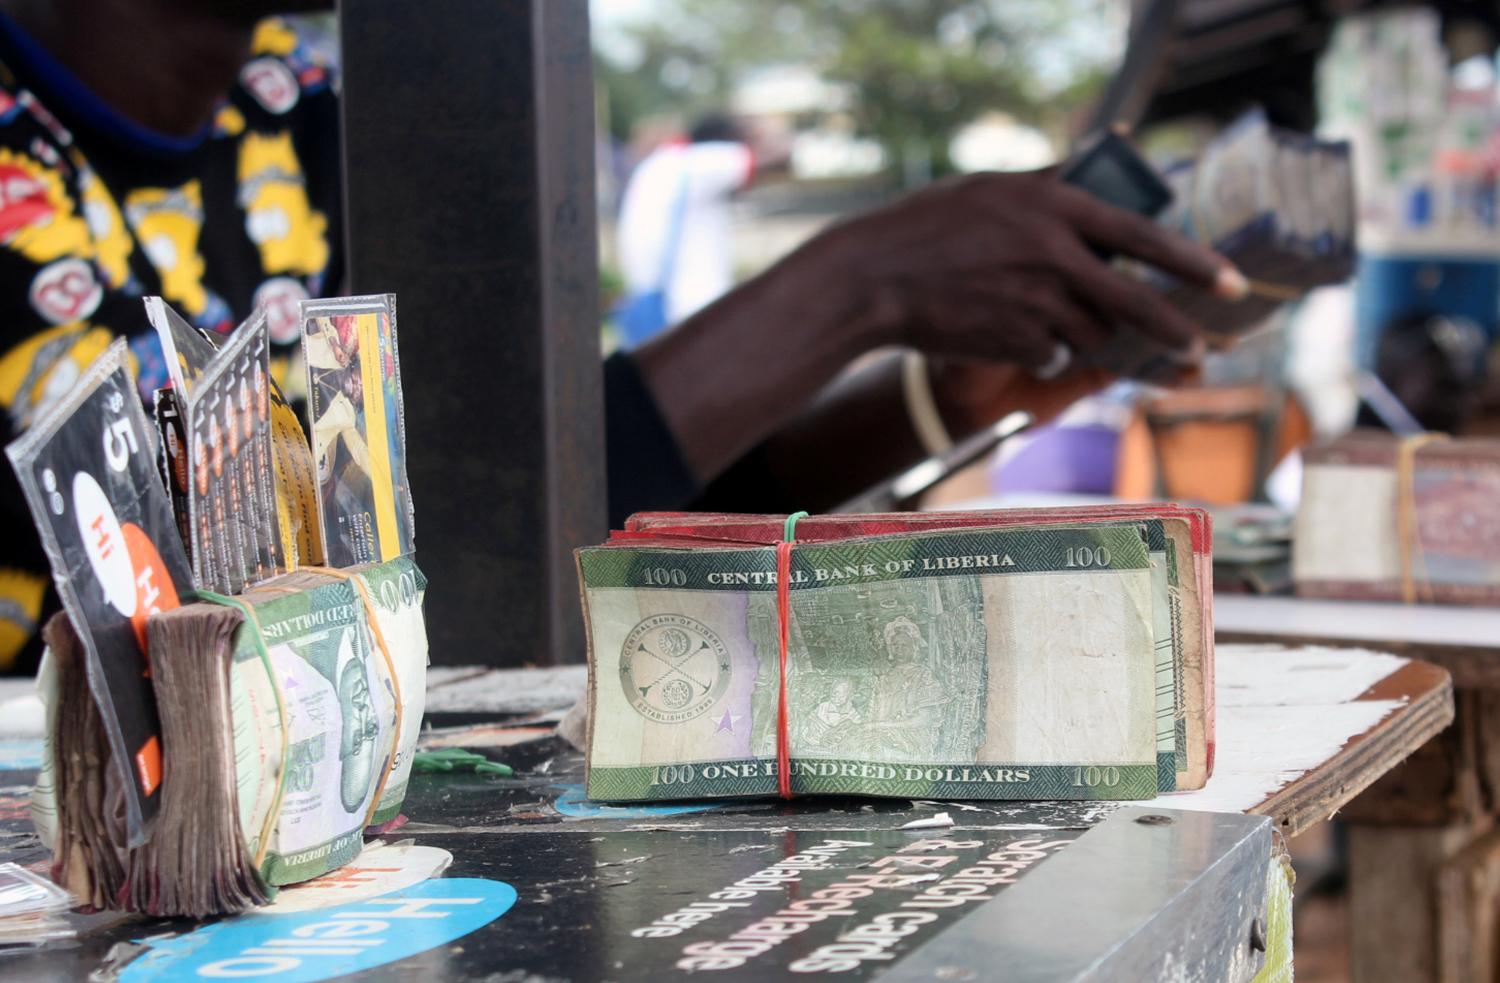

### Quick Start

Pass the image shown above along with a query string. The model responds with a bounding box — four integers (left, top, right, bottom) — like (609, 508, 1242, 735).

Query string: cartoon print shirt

(0, 16, 342, 672)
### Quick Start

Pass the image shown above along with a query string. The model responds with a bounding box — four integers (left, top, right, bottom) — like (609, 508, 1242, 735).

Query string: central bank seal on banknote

(620, 614, 732, 723)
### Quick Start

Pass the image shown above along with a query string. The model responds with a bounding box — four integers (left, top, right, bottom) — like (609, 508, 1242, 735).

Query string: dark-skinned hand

(827, 169, 1248, 373)
(637, 167, 1246, 485)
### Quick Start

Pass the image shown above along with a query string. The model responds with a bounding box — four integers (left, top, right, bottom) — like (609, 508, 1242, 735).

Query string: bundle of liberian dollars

(32, 557, 428, 917)
(1087, 107, 1355, 378)
(576, 507, 1215, 803)
(1294, 430, 1500, 605)
(1157, 107, 1356, 339)
(6, 302, 427, 918)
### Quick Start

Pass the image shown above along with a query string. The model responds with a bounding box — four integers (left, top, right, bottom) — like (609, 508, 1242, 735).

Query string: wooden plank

(1341, 689, 1500, 827)
(1251, 659, 1454, 836)
(339, 0, 606, 668)
(1349, 824, 1478, 983)
(1474, 692, 1500, 815)
(1207, 602, 1500, 978)
(1338, 693, 1480, 826)
(1215, 596, 1500, 690)
(1160, 645, 1454, 838)
(1436, 826, 1500, 983)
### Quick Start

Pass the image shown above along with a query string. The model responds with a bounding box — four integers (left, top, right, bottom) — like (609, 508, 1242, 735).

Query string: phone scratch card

(301, 294, 415, 568)
(5, 340, 193, 847)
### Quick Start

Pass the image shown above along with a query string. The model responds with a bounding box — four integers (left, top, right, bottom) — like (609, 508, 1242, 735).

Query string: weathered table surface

(0, 644, 1448, 981)
(420, 643, 1454, 838)
(1161, 643, 1452, 836)
(1216, 595, 1499, 983)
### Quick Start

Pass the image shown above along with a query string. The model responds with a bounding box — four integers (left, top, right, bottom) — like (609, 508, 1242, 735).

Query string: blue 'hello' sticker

(120, 877, 516, 982)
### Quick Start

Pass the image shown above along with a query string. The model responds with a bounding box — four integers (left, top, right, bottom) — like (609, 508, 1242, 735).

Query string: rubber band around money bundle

(774, 511, 809, 799)
(1244, 278, 1303, 302)
(300, 566, 407, 829)
(192, 590, 291, 871)
(196, 564, 408, 864)
(1396, 433, 1449, 604)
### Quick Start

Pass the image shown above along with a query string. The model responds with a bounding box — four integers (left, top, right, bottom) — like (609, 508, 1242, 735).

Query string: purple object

(991, 423, 1121, 495)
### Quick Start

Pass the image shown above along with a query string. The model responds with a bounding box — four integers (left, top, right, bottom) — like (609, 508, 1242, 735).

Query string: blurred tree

(595, 0, 1120, 177)
(595, 27, 727, 145)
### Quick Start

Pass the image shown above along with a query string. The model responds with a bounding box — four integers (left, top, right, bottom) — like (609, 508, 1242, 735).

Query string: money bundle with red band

(577, 506, 1214, 804)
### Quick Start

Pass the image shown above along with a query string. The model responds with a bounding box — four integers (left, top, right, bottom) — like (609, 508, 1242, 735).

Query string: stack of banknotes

(1159, 108, 1356, 340)
(1212, 504, 1293, 595)
(32, 557, 428, 917)
(7, 295, 427, 916)
(1294, 431, 1500, 604)
(1089, 108, 1355, 378)
(576, 507, 1215, 803)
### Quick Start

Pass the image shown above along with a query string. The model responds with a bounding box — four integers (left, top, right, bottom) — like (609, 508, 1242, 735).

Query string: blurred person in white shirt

(616, 115, 755, 346)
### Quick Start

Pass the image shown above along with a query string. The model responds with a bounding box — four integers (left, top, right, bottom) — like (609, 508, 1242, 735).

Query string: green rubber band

(422, 748, 481, 761)
(783, 511, 810, 543)
(411, 749, 515, 777)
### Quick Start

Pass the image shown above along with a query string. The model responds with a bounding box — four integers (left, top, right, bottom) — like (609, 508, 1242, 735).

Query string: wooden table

(1158, 642, 1452, 838)
(424, 644, 1454, 842)
(0, 644, 1449, 981)
(1218, 595, 1495, 983)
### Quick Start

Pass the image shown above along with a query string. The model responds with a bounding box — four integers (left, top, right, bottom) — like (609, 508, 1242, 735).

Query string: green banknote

(1138, 519, 1186, 790)
(228, 556, 427, 885)
(31, 557, 429, 915)
(578, 524, 1163, 802)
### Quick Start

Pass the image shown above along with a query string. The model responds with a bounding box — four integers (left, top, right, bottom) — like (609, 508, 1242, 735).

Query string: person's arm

(633, 169, 1247, 496)
(631, 223, 872, 484)
(692, 351, 1113, 513)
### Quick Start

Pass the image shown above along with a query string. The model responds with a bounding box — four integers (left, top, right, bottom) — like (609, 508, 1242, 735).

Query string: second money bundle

(576, 506, 1214, 803)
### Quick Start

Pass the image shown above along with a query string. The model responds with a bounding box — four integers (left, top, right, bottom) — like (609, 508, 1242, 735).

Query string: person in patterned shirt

(0, 0, 338, 672)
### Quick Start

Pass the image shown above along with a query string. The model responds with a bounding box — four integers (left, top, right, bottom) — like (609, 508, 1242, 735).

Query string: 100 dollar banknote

(578, 523, 1166, 802)
(30, 557, 429, 915)
(229, 556, 427, 885)
(621, 507, 1215, 791)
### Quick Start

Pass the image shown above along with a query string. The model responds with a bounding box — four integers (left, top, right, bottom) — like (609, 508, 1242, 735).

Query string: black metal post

(338, 0, 605, 666)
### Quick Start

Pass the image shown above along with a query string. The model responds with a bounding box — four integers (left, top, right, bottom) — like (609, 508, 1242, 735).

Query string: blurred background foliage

(595, 0, 1122, 179)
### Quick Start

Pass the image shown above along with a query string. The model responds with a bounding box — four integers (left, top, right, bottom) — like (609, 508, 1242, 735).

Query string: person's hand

(824, 170, 1248, 376)
(633, 167, 1241, 487)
